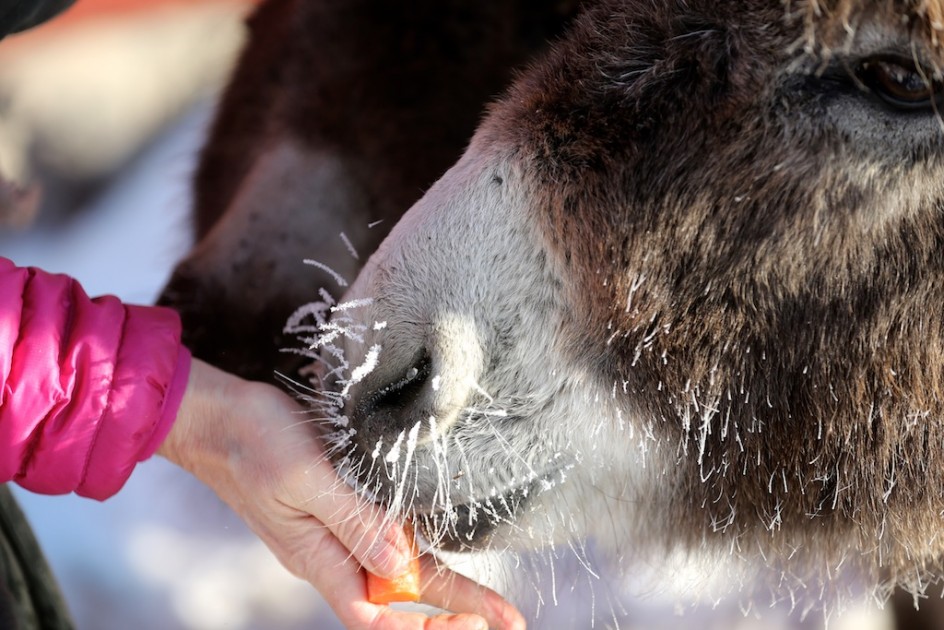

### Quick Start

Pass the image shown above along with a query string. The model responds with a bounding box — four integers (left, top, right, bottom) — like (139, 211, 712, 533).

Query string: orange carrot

(366, 523, 422, 604)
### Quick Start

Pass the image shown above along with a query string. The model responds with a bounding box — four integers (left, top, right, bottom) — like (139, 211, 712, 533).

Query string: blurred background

(0, 1, 344, 628)
(0, 2, 912, 628)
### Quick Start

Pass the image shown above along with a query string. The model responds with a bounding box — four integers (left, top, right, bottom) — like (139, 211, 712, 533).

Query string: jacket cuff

(77, 303, 187, 500)
(139, 345, 192, 462)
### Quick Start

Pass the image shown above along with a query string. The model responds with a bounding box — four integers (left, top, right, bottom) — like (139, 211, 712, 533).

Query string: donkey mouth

(416, 482, 535, 552)
(415, 461, 570, 553)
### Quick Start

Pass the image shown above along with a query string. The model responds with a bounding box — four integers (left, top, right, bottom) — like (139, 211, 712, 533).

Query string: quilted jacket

(0, 258, 190, 500)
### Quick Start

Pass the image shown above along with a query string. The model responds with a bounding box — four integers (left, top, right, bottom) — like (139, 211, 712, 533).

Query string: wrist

(156, 358, 305, 495)
(156, 357, 238, 474)
(141, 346, 192, 461)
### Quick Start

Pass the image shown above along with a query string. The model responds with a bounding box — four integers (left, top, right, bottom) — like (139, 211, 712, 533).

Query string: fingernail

(368, 529, 410, 576)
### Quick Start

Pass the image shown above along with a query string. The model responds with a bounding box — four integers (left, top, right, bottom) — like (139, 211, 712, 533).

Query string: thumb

(289, 454, 414, 579)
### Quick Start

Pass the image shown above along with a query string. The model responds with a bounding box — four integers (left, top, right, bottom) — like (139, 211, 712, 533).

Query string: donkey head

(311, 0, 944, 597)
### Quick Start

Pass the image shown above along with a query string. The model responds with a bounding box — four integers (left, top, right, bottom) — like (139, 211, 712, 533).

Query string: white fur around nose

(423, 312, 485, 440)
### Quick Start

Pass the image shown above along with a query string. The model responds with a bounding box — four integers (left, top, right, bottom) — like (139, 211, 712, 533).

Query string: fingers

(277, 451, 525, 627)
(291, 451, 414, 579)
(364, 608, 489, 630)
(168, 365, 521, 629)
(293, 525, 495, 630)
(417, 557, 527, 630)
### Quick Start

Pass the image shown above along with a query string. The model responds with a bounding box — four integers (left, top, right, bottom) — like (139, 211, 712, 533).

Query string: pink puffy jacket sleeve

(0, 257, 191, 500)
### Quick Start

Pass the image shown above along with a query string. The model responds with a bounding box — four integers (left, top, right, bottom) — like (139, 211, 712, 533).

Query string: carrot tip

(366, 562, 422, 604)
(366, 522, 422, 605)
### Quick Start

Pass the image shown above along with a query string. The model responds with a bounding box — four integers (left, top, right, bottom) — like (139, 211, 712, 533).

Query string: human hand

(158, 358, 525, 630)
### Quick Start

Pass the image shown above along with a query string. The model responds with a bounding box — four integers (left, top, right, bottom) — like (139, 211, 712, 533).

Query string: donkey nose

(349, 350, 435, 449)
(345, 316, 483, 456)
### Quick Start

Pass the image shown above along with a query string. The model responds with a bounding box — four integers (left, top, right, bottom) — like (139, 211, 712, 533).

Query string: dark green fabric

(0, 0, 75, 39)
(0, 486, 73, 630)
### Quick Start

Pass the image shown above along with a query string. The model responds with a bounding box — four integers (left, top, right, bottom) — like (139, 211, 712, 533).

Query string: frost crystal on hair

(340, 344, 382, 397)
(339, 232, 360, 260)
(303, 258, 348, 287)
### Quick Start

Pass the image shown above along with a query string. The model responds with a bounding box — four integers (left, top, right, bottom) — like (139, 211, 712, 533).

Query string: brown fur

(486, 0, 944, 588)
(801, 0, 944, 50)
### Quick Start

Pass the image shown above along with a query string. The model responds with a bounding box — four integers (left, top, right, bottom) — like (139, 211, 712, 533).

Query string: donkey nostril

(348, 319, 482, 454)
(349, 351, 438, 454)
(363, 352, 432, 417)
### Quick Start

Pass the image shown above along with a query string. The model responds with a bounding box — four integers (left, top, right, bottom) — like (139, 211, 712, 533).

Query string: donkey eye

(855, 56, 942, 111)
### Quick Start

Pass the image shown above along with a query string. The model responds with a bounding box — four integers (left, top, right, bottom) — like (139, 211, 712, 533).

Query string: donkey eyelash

(853, 54, 944, 112)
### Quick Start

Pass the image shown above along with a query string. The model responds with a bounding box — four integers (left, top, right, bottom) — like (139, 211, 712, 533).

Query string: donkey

(160, 0, 944, 626)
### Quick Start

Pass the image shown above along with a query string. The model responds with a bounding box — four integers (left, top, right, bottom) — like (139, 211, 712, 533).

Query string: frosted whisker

(303, 258, 349, 287)
(284, 301, 333, 333)
(331, 298, 374, 312)
(339, 232, 360, 260)
(339, 344, 382, 397)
